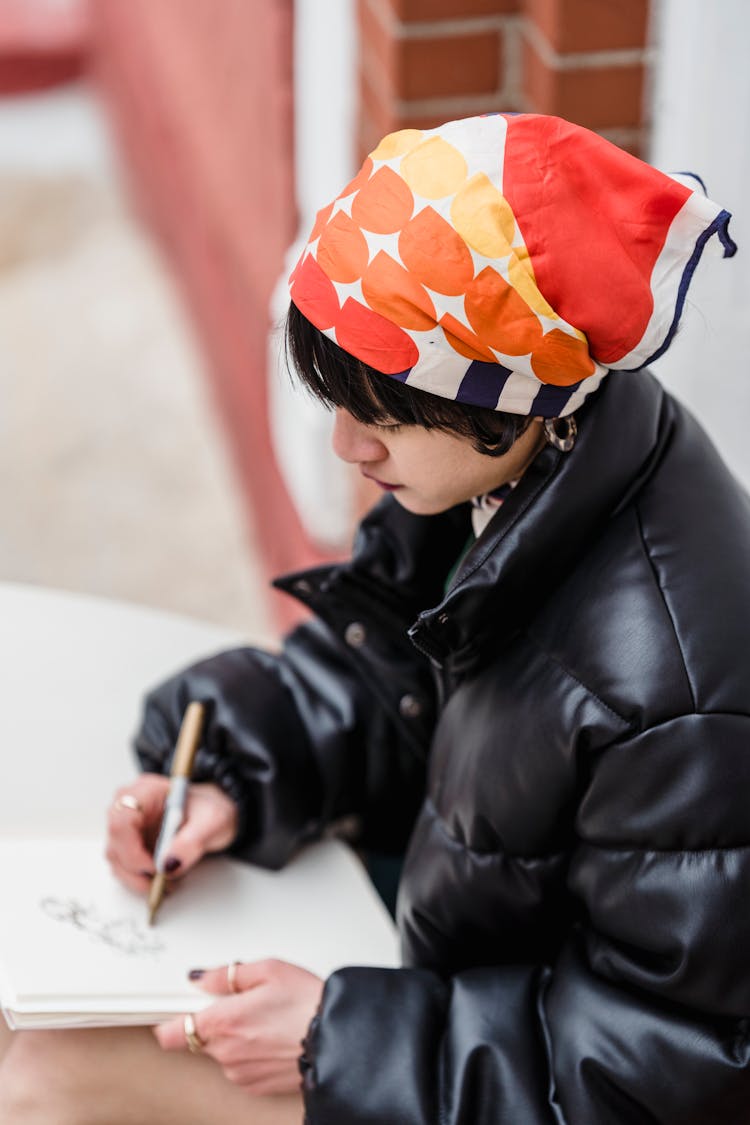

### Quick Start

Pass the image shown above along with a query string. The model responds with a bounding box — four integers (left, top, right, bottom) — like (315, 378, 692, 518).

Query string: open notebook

(0, 838, 399, 1029)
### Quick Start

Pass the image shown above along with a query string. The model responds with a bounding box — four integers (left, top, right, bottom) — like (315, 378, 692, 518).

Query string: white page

(0, 838, 399, 1025)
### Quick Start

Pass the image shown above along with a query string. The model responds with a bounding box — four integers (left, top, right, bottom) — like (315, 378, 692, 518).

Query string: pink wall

(91, 0, 321, 627)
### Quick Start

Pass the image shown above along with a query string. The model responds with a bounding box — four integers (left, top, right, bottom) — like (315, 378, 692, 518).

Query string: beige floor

(0, 86, 273, 640)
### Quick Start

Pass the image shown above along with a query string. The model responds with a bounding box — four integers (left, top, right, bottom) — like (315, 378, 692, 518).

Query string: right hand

(106, 774, 239, 895)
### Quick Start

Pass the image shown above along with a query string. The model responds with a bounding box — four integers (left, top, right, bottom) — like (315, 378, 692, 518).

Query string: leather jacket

(136, 371, 750, 1123)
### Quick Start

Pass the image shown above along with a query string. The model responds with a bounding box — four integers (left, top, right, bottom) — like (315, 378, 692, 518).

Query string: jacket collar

(408, 371, 675, 668)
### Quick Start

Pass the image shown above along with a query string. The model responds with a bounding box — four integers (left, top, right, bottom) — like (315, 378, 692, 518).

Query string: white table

(0, 583, 250, 836)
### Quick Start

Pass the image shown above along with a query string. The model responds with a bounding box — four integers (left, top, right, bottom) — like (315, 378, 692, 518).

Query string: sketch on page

(40, 897, 166, 958)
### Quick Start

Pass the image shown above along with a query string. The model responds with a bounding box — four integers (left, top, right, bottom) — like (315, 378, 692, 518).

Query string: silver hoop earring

(543, 416, 577, 453)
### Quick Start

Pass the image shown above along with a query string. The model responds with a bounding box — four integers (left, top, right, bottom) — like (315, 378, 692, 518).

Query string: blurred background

(1, 0, 748, 637)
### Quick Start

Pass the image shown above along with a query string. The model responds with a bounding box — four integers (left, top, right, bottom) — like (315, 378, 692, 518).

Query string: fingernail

(164, 856, 181, 874)
(188, 969, 205, 980)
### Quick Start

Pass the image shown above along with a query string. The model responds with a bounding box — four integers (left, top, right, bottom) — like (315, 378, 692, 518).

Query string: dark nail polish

(188, 969, 205, 980)
(164, 856, 182, 874)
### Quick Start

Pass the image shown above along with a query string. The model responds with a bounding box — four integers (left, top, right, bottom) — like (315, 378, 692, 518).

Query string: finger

(153, 1011, 207, 1053)
(106, 860, 152, 896)
(223, 1059, 296, 1094)
(105, 829, 155, 881)
(106, 777, 170, 874)
(188, 959, 275, 997)
(109, 775, 170, 824)
(105, 809, 157, 880)
(148, 786, 232, 878)
(152, 819, 213, 880)
(188, 783, 240, 853)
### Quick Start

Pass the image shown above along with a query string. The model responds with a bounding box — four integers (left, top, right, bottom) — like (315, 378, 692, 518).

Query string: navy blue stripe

(389, 369, 412, 383)
(456, 361, 513, 408)
(675, 170, 708, 195)
(529, 380, 581, 418)
(623, 209, 737, 372)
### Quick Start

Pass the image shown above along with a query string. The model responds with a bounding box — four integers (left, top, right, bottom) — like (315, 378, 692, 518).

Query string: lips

(362, 471, 402, 492)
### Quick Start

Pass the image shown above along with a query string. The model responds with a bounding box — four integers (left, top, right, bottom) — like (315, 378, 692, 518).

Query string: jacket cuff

(301, 967, 446, 1125)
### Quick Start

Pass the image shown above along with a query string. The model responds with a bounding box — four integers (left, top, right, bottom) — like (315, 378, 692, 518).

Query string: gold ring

(227, 961, 241, 994)
(114, 794, 144, 815)
(184, 1013, 206, 1054)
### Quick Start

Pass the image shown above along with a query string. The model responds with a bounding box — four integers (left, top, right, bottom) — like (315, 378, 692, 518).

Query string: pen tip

(147, 873, 166, 927)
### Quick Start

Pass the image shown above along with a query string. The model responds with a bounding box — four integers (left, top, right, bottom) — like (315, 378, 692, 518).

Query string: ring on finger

(227, 960, 242, 994)
(184, 1012, 206, 1054)
(114, 794, 144, 815)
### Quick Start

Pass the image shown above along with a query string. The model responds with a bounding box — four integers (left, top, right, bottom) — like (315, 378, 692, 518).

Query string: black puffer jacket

(136, 371, 750, 1123)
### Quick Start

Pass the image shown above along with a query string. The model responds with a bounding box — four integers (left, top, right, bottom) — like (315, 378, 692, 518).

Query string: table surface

(0, 583, 253, 835)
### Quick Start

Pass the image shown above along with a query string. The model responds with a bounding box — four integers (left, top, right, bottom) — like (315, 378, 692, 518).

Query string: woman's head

(286, 300, 529, 458)
(288, 112, 735, 422)
(285, 301, 545, 514)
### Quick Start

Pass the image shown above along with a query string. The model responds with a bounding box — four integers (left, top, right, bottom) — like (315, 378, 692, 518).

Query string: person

(1, 112, 747, 1123)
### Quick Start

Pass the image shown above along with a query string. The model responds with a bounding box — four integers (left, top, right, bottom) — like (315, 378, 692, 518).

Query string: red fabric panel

(501, 114, 691, 364)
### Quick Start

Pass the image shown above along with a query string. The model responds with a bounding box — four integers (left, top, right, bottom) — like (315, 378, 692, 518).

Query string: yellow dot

(508, 250, 587, 338)
(400, 136, 468, 199)
(451, 172, 516, 258)
(507, 250, 555, 319)
(370, 129, 423, 161)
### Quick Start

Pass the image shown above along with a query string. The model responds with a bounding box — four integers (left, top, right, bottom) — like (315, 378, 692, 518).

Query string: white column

(649, 0, 750, 486)
(268, 0, 357, 550)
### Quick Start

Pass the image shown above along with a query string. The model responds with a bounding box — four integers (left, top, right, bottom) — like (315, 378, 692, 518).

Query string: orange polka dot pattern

(289, 114, 736, 417)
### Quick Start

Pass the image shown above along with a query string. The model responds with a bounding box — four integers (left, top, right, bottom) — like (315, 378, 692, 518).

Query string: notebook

(0, 837, 399, 1029)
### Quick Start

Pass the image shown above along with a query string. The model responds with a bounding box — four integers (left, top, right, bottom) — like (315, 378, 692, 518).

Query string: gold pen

(147, 701, 205, 926)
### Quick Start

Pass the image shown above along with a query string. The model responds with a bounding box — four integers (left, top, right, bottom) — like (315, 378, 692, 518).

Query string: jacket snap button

(399, 693, 422, 719)
(437, 613, 449, 626)
(344, 622, 366, 648)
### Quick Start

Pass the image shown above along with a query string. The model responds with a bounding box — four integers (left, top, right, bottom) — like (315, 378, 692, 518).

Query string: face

(331, 410, 545, 515)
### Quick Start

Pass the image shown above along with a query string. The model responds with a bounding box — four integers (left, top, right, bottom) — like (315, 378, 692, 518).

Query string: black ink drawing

(40, 897, 166, 957)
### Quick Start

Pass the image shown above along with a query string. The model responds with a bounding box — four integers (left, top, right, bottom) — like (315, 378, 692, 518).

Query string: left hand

(154, 959, 324, 1096)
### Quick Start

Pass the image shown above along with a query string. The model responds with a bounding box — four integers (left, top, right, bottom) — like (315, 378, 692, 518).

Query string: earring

(543, 416, 577, 453)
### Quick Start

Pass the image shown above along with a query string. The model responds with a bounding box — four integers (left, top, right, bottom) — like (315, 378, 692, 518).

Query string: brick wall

(358, 0, 651, 157)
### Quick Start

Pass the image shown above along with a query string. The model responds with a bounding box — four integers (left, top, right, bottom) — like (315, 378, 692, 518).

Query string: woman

(2, 113, 747, 1123)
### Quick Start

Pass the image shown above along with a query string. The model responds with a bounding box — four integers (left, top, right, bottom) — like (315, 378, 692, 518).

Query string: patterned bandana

(289, 113, 736, 418)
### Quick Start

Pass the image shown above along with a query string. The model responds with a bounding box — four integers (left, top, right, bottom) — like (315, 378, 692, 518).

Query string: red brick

(358, 81, 514, 158)
(399, 98, 517, 130)
(400, 30, 502, 99)
(360, 2, 503, 101)
(522, 35, 645, 129)
(390, 0, 518, 19)
(522, 0, 649, 54)
(615, 137, 644, 159)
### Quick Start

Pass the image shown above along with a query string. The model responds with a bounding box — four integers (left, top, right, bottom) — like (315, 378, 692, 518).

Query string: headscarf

(289, 113, 736, 417)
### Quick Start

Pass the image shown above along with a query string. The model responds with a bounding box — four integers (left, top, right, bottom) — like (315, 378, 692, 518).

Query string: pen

(147, 701, 205, 926)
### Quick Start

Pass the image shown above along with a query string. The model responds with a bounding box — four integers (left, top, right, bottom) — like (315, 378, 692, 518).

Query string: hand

(154, 959, 325, 1096)
(106, 774, 239, 895)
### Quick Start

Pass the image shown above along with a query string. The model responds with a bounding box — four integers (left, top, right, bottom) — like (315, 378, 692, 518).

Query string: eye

(376, 420, 404, 433)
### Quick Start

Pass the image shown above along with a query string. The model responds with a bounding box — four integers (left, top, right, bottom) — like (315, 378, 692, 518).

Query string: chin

(392, 493, 454, 516)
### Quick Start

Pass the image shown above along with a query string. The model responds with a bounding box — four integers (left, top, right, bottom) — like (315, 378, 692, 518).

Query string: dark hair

(285, 302, 531, 457)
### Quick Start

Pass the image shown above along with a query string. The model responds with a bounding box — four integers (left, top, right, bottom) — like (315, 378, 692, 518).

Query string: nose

(331, 409, 388, 464)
